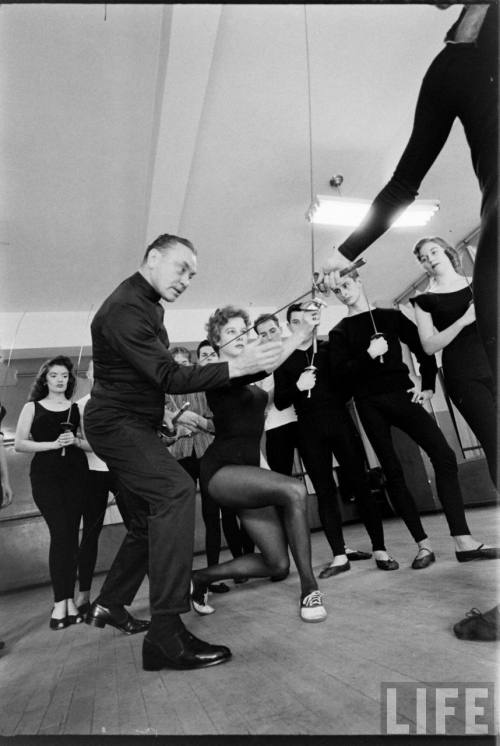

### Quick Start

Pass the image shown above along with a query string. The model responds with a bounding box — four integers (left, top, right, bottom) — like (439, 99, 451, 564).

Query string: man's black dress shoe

(455, 544, 500, 563)
(346, 550, 372, 561)
(85, 602, 150, 635)
(318, 561, 350, 579)
(411, 549, 435, 570)
(142, 627, 231, 671)
(375, 557, 399, 571)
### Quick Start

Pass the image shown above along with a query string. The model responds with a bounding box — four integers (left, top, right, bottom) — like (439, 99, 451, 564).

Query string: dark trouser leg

(327, 408, 386, 551)
(78, 470, 111, 592)
(32, 473, 84, 602)
(297, 426, 346, 556)
(386, 394, 470, 537)
(356, 397, 428, 543)
(446, 374, 498, 487)
(85, 412, 196, 617)
(265, 422, 298, 476)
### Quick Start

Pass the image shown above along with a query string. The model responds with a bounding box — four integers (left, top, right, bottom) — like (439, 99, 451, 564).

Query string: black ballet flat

(455, 544, 500, 563)
(375, 557, 399, 571)
(49, 615, 69, 631)
(67, 613, 84, 625)
(346, 550, 372, 561)
(411, 549, 435, 570)
(318, 561, 351, 579)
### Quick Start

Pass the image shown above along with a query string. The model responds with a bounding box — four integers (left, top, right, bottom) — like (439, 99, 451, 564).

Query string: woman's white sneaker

(191, 582, 215, 615)
(300, 590, 327, 623)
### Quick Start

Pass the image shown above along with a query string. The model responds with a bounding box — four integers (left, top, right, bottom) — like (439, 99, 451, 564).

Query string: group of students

(8, 229, 497, 648)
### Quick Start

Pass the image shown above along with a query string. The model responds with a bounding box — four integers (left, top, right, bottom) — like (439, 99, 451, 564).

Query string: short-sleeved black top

(410, 287, 491, 380)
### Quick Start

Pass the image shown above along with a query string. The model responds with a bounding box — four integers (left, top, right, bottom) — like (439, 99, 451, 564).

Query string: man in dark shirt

(321, 4, 498, 379)
(84, 234, 282, 671)
(273, 303, 394, 579)
(329, 272, 490, 569)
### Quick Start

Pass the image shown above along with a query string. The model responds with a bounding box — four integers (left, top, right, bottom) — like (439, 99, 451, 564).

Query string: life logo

(381, 682, 496, 735)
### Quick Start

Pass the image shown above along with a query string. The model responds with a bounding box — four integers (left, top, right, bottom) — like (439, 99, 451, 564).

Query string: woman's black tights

(194, 465, 317, 597)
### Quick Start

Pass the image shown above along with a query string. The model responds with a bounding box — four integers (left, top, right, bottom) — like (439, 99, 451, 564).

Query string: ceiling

(0, 3, 481, 319)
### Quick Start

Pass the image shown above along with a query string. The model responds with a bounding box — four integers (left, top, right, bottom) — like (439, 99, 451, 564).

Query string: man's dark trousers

(85, 405, 195, 616)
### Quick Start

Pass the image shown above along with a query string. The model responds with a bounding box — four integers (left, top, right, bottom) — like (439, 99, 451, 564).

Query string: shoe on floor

(49, 615, 68, 631)
(453, 606, 500, 641)
(318, 561, 350, 579)
(85, 602, 150, 634)
(208, 583, 230, 594)
(142, 627, 231, 670)
(300, 590, 327, 623)
(375, 557, 399, 571)
(191, 582, 215, 616)
(411, 548, 436, 570)
(455, 544, 500, 563)
(346, 550, 372, 561)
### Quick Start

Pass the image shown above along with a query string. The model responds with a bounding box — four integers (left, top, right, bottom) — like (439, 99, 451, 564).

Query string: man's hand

(407, 387, 434, 405)
(177, 410, 205, 433)
(296, 369, 316, 392)
(228, 340, 282, 378)
(315, 248, 351, 294)
(367, 335, 388, 360)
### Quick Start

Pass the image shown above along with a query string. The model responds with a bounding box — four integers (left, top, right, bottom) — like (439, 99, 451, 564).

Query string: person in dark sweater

(321, 3, 498, 380)
(328, 273, 499, 569)
(274, 303, 397, 578)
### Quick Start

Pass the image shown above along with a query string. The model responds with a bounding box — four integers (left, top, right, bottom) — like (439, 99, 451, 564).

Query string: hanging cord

(303, 5, 319, 397)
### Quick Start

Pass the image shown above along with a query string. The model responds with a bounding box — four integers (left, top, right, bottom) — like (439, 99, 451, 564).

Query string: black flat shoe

(85, 602, 150, 635)
(208, 583, 230, 594)
(375, 557, 399, 571)
(318, 561, 350, 579)
(455, 544, 500, 563)
(346, 550, 372, 561)
(67, 613, 84, 625)
(411, 549, 436, 570)
(49, 616, 68, 631)
(142, 628, 231, 671)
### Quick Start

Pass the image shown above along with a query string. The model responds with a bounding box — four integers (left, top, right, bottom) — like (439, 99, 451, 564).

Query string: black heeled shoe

(49, 615, 68, 631)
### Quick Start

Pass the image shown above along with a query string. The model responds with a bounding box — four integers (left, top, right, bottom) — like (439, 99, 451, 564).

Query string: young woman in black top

(15, 356, 89, 629)
(411, 237, 496, 487)
(192, 305, 327, 623)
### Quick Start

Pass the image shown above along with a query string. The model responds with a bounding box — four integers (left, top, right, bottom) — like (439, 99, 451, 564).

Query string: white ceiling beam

(146, 4, 223, 242)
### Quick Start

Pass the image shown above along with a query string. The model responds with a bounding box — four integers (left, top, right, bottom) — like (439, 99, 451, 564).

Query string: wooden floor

(0, 505, 498, 737)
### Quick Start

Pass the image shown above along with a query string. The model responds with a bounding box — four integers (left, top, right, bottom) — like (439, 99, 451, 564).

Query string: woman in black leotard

(15, 356, 89, 630)
(192, 305, 327, 623)
(410, 237, 497, 487)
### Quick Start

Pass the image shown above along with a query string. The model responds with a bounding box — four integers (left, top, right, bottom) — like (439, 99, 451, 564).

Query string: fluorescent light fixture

(306, 195, 440, 228)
